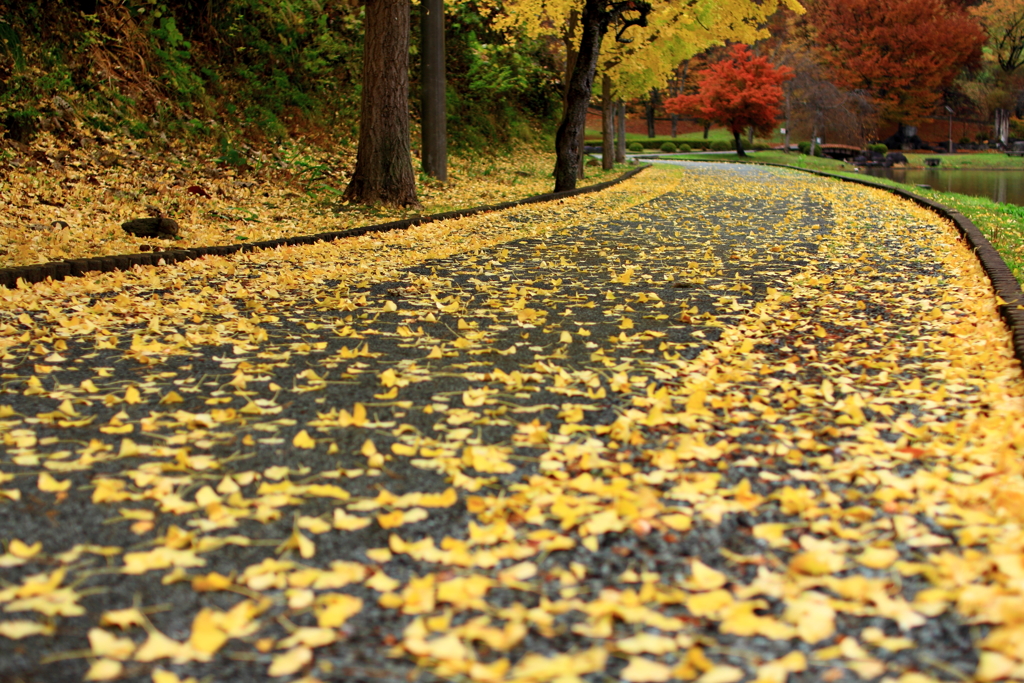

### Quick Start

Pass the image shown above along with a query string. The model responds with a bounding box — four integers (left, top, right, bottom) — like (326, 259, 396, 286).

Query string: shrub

(869, 143, 888, 154)
(660, 142, 677, 152)
(627, 141, 644, 152)
(798, 141, 825, 157)
(677, 143, 691, 153)
(710, 140, 731, 151)
(752, 141, 769, 151)
(1010, 117, 1024, 140)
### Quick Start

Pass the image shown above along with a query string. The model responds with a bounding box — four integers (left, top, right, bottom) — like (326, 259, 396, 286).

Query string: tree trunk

(809, 121, 818, 157)
(669, 69, 679, 138)
(995, 108, 1010, 146)
(747, 126, 754, 145)
(703, 122, 710, 139)
(420, 0, 446, 180)
(344, 0, 418, 207)
(783, 90, 791, 153)
(615, 100, 626, 163)
(560, 11, 586, 180)
(734, 129, 746, 157)
(645, 88, 657, 138)
(578, 122, 586, 179)
(601, 73, 614, 170)
(610, 98, 617, 158)
(554, 0, 608, 192)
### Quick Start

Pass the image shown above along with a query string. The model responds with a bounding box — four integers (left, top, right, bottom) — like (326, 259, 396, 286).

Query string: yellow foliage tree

(481, 0, 803, 189)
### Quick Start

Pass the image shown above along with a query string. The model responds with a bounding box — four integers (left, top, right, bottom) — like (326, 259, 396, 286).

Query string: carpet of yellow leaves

(1, 163, 1024, 683)
(0, 130, 626, 268)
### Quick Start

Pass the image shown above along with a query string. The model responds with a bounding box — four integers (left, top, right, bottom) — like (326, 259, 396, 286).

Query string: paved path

(1, 163, 1021, 683)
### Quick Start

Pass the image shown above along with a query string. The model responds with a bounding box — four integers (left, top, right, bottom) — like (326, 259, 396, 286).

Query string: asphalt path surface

(0, 163, 1018, 683)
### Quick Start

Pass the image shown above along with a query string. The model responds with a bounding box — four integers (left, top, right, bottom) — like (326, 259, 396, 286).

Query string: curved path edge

(650, 157, 1024, 365)
(0, 164, 650, 290)
(792, 165, 1024, 364)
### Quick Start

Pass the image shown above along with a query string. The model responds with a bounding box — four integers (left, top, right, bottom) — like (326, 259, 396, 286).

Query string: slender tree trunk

(703, 122, 710, 139)
(734, 129, 746, 157)
(420, 0, 446, 180)
(783, 90, 791, 153)
(747, 126, 754, 145)
(669, 69, 680, 138)
(601, 73, 614, 170)
(554, 0, 608, 192)
(645, 88, 657, 138)
(615, 100, 626, 163)
(344, 0, 418, 206)
(809, 120, 818, 157)
(609, 98, 617, 158)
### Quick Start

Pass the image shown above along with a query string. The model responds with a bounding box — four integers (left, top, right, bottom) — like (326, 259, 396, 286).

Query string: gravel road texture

(1, 162, 1023, 683)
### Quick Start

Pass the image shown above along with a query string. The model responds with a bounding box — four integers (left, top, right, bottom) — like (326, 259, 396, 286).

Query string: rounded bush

(710, 140, 731, 151)
(870, 143, 888, 154)
(677, 143, 691, 153)
(660, 142, 677, 152)
(752, 141, 769, 151)
(627, 141, 644, 152)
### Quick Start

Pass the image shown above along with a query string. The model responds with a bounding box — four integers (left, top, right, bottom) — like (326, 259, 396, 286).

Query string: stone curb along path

(795, 166, 1024, 364)
(0, 165, 650, 290)
(649, 157, 1024, 366)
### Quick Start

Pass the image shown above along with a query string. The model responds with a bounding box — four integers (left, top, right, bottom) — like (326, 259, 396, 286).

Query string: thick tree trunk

(554, 0, 607, 192)
(344, 0, 418, 207)
(995, 108, 1010, 146)
(601, 73, 614, 170)
(734, 129, 746, 157)
(578, 123, 586, 179)
(560, 11, 585, 180)
(420, 0, 446, 180)
(615, 100, 626, 163)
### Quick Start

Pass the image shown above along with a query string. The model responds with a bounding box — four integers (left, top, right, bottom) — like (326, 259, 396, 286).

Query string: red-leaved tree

(808, 0, 986, 125)
(664, 44, 792, 157)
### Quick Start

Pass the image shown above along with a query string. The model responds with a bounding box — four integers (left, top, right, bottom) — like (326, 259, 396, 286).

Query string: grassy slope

(584, 127, 771, 144)
(901, 153, 1024, 170)
(658, 152, 1024, 284)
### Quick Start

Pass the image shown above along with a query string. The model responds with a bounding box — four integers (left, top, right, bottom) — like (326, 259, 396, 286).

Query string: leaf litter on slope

(0, 164, 1023, 683)
(0, 130, 627, 269)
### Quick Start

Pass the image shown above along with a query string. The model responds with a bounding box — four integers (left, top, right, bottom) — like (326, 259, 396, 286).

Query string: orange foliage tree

(664, 44, 791, 157)
(807, 0, 986, 125)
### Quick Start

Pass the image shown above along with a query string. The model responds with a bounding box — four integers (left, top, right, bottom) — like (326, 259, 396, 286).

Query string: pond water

(860, 167, 1024, 207)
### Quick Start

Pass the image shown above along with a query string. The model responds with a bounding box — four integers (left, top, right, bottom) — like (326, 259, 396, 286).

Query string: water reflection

(860, 167, 1024, 207)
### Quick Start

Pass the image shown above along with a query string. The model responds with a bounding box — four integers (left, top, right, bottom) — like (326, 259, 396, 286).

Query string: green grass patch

(585, 127, 767, 144)
(662, 150, 853, 172)
(900, 153, 1024, 170)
